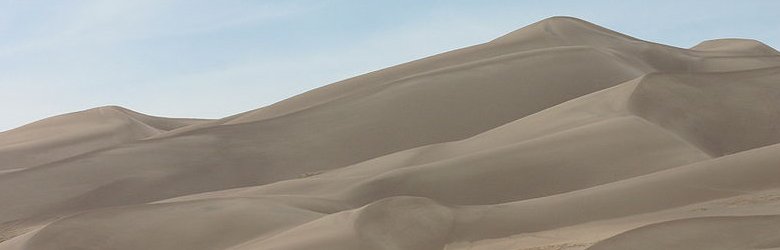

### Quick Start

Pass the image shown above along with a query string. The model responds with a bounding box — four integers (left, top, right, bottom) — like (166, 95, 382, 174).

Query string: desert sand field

(1, 16, 780, 249)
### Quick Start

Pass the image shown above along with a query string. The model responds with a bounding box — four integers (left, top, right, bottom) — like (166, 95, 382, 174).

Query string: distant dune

(1, 16, 780, 250)
(0, 106, 209, 172)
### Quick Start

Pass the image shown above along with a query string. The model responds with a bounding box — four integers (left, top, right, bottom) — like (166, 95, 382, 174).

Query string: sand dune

(692, 38, 780, 56)
(0, 106, 208, 171)
(1, 16, 780, 249)
(629, 68, 780, 156)
(589, 215, 780, 250)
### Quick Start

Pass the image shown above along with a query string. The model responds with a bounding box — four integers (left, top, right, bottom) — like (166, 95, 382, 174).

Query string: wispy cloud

(0, 0, 309, 57)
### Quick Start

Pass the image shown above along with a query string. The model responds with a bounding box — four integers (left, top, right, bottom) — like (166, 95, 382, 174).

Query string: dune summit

(2, 16, 780, 250)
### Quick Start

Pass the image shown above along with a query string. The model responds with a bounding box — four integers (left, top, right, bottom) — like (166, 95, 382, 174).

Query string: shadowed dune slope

(2, 16, 780, 250)
(175, 79, 710, 206)
(629, 68, 780, 156)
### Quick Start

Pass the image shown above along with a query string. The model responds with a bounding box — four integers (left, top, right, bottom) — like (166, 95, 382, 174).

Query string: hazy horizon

(2, 0, 779, 131)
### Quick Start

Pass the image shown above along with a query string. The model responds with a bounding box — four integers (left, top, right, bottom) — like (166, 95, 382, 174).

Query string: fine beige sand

(1, 16, 780, 249)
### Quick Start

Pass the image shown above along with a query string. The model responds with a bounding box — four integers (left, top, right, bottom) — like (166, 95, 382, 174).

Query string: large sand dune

(1, 16, 780, 249)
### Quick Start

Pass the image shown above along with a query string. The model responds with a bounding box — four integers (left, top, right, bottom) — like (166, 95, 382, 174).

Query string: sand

(1, 16, 780, 249)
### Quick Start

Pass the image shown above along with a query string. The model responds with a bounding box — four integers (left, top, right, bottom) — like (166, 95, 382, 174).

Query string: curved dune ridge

(1, 16, 780, 249)
(0, 106, 210, 172)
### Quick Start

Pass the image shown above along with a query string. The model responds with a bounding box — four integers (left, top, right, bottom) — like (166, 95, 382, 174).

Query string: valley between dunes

(2, 17, 780, 250)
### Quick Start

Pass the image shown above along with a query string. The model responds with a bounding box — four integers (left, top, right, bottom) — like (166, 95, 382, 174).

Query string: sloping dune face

(1, 16, 780, 250)
(0, 106, 209, 172)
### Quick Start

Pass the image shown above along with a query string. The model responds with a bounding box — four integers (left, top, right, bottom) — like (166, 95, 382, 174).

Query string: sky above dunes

(1, 0, 779, 131)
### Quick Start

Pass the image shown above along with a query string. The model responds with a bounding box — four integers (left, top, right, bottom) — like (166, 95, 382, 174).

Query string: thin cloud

(0, 1, 310, 57)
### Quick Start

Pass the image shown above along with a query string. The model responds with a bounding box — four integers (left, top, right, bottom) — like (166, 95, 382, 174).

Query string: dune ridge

(1, 16, 780, 249)
(0, 106, 209, 172)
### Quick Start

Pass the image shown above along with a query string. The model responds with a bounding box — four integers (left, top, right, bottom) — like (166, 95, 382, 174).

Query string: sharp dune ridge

(1, 16, 780, 249)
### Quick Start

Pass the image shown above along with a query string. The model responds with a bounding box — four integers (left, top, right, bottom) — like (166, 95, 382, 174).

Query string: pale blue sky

(2, 0, 779, 131)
